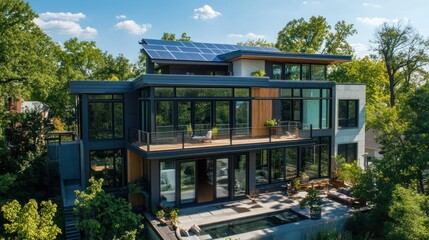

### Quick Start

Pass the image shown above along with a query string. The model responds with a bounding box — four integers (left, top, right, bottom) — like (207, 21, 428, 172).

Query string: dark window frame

(338, 100, 358, 128)
(266, 62, 327, 81)
(88, 94, 124, 140)
(89, 149, 126, 188)
(338, 143, 358, 163)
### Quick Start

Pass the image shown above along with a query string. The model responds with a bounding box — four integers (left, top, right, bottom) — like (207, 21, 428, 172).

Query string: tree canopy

(372, 22, 429, 107)
(237, 39, 275, 48)
(276, 16, 356, 55)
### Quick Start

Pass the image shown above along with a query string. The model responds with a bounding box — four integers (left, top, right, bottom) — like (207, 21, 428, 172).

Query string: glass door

(194, 101, 212, 134)
(180, 161, 196, 204)
(216, 158, 229, 199)
(234, 155, 247, 197)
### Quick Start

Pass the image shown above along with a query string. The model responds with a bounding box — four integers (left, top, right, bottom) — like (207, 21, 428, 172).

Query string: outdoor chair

(192, 130, 212, 143)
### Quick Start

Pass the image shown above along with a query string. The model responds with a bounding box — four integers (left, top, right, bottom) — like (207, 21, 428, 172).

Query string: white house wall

(232, 59, 265, 77)
(334, 84, 366, 168)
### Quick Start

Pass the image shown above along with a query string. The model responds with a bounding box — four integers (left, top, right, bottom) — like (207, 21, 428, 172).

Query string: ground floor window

(90, 149, 125, 187)
(338, 143, 357, 163)
(160, 161, 176, 206)
(256, 147, 299, 185)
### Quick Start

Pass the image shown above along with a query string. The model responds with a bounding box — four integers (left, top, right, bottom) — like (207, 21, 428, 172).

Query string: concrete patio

(150, 191, 356, 240)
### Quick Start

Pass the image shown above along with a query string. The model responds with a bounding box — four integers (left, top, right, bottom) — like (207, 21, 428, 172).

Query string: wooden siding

(127, 149, 142, 183)
(252, 88, 278, 136)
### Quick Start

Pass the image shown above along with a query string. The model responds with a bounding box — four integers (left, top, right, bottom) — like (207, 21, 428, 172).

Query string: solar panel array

(141, 39, 281, 62)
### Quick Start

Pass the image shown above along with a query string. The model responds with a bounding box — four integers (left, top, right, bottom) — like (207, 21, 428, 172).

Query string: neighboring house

(58, 39, 365, 212)
(7, 98, 49, 118)
(365, 128, 383, 163)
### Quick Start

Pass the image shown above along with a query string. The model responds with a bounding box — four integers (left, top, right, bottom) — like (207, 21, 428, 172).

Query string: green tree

(276, 16, 356, 54)
(385, 185, 429, 240)
(161, 32, 192, 42)
(328, 57, 390, 128)
(372, 22, 429, 107)
(1, 199, 61, 240)
(74, 178, 143, 239)
(178, 32, 192, 42)
(237, 39, 275, 48)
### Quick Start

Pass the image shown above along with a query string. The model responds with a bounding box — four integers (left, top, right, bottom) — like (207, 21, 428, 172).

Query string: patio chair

(192, 130, 212, 143)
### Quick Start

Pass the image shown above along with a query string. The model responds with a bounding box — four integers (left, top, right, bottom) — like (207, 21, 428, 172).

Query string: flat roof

(140, 38, 351, 64)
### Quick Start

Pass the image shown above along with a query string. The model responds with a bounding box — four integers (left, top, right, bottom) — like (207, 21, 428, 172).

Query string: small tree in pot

(304, 187, 322, 220)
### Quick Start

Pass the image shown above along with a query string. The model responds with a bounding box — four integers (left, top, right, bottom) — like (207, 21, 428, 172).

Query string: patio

(148, 191, 356, 240)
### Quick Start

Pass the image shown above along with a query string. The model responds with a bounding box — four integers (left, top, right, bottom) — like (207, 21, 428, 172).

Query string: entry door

(180, 161, 196, 204)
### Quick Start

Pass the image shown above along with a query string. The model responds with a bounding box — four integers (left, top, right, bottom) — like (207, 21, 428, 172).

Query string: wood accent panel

(127, 150, 142, 183)
(251, 88, 279, 137)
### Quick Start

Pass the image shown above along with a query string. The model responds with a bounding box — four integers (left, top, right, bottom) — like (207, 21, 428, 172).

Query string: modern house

(58, 39, 365, 214)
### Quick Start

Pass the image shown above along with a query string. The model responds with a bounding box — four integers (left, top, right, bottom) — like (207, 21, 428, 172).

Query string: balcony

(129, 122, 312, 152)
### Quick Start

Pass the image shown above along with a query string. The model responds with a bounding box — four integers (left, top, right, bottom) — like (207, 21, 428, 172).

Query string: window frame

(88, 94, 124, 140)
(89, 149, 126, 188)
(337, 143, 358, 163)
(338, 99, 359, 128)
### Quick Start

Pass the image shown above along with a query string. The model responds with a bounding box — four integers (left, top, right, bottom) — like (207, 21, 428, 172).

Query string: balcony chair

(192, 130, 212, 143)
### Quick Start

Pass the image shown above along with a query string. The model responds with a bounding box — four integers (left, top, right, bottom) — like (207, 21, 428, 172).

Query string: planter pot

(310, 209, 322, 220)
(157, 217, 167, 225)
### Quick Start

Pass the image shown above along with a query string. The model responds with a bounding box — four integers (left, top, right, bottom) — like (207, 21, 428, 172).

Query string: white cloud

(193, 5, 221, 20)
(302, 1, 319, 5)
(228, 32, 265, 39)
(34, 12, 97, 38)
(356, 17, 400, 26)
(114, 20, 151, 35)
(116, 15, 127, 19)
(38, 12, 86, 22)
(363, 3, 382, 8)
(350, 43, 370, 57)
(302, 1, 308, 4)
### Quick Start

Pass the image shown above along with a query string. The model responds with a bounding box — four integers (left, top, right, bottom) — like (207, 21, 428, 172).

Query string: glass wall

(90, 149, 124, 187)
(160, 161, 176, 206)
(235, 101, 250, 132)
(195, 101, 212, 133)
(280, 88, 331, 129)
(256, 150, 269, 185)
(285, 147, 298, 180)
(267, 63, 326, 80)
(178, 101, 191, 130)
(156, 101, 173, 132)
(88, 95, 124, 139)
(234, 155, 247, 197)
(216, 101, 230, 133)
(271, 148, 285, 183)
(216, 158, 229, 199)
(285, 64, 300, 80)
(180, 162, 196, 204)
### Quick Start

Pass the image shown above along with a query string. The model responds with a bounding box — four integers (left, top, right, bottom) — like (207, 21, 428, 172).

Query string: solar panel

(141, 38, 281, 62)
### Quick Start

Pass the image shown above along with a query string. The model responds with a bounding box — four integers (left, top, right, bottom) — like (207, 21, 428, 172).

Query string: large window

(234, 155, 247, 197)
(90, 149, 125, 187)
(338, 143, 358, 163)
(339, 100, 358, 128)
(280, 88, 331, 129)
(256, 150, 269, 185)
(156, 101, 173, 132)
(88, 94, 123, 139)
(160, 161, 176, 206)
(268, 63, 326, 80)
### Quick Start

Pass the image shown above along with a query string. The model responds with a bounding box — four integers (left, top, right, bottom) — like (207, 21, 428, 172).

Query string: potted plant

(264, 119, 279, 136)
(156, 209, 167, 224)
(292, 179, 301, 192)
(169, 209, 180, 229)
(304, 187, 322, 220)
(211, 127, 218, 139)
(250, 70, 266, 77)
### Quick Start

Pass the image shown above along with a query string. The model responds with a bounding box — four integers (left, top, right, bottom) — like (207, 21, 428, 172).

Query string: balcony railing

(129, 122, 312, 152)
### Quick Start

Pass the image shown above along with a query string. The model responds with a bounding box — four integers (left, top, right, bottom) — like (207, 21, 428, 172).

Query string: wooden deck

(138, 135, 305, 152)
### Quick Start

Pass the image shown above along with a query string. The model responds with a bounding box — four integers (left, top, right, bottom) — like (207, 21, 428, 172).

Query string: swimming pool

(200, 209, 307, 239)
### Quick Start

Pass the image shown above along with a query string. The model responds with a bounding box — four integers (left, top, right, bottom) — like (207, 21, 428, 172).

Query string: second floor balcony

(129, 122, 312, 152)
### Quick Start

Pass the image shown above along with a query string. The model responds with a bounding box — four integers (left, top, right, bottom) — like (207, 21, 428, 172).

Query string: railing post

(269, 127, 272, 143)
(138, 129, 141, 144)
(310, 124, 313, 138)
(230, 128, 233, 145)
(182, 131, 185, 149)
(146, 132, 150, 151)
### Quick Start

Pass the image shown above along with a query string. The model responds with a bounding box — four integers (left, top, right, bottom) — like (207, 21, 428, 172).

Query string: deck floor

(139, 135, 304, 152)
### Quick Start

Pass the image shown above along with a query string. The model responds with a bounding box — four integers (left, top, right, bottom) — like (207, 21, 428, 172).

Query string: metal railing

(129, 122, 312, 152)
(46, 131, 78, 143)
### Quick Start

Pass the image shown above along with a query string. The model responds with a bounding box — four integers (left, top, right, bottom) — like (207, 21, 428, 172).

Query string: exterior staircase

(64, 206, 80, 240)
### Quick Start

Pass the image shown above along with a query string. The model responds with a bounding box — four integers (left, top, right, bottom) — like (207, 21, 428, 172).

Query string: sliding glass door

(180, 161, 196, 204)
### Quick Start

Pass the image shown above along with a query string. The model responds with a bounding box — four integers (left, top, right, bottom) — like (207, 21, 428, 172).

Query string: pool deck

(151, 191, 357, 240)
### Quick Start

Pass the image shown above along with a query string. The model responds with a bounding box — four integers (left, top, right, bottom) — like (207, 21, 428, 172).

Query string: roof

(140, 38, 351, 64)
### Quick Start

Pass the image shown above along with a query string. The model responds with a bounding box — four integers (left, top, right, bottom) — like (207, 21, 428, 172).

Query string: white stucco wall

(232, 59, 265, 77)
(334, 84, 366, 168)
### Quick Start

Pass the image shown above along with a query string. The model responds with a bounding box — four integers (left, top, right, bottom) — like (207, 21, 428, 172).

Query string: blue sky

(27, 0, 429, 62)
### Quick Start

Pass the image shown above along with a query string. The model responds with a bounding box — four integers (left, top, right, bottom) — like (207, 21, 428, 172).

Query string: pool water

(200, 209, 307, 239)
